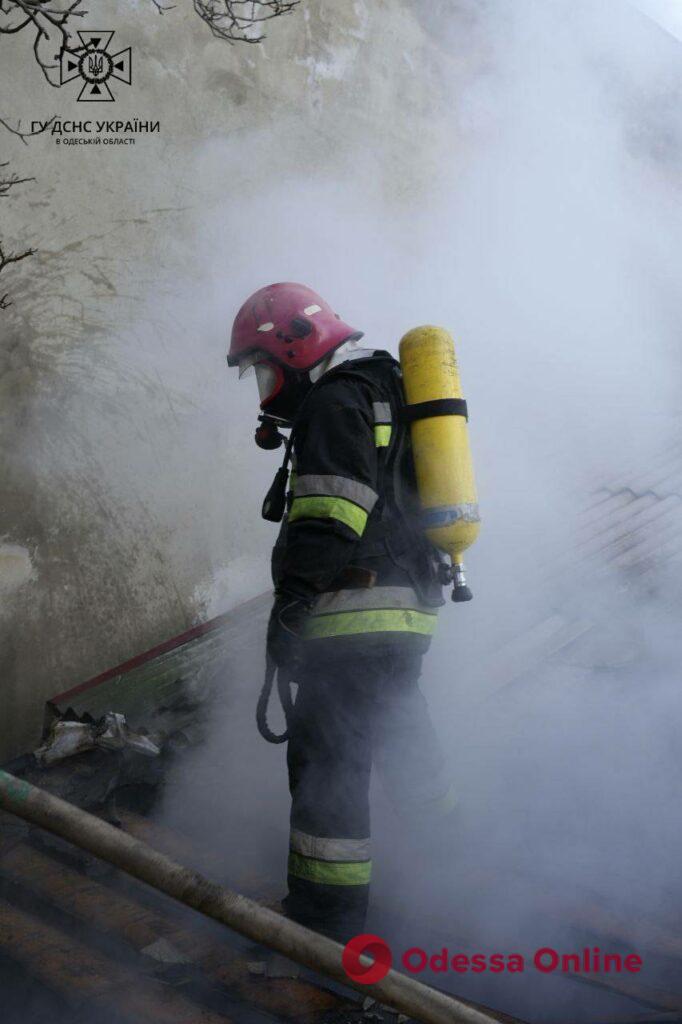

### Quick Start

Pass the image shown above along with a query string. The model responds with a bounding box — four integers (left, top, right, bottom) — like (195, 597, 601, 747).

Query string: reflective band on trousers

(290, 828, 371, 862)
(306, 586, 438, 639)
(293, 474, 377, 513)
(288, 851, 372, 886)
(305, 607, 437, 639)
(289, 496, 368, 537)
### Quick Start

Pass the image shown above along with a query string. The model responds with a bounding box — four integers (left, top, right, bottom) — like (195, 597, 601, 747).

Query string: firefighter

(227, 282, 454, 942)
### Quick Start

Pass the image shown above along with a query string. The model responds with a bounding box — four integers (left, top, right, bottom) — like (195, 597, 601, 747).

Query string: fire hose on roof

(0, 770, 503, 1024)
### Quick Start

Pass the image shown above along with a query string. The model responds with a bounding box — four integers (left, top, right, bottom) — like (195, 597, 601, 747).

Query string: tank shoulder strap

(381, 362, 411, 516)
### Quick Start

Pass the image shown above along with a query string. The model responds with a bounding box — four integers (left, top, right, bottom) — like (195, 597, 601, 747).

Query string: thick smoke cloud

(157, 1, 682, 1017)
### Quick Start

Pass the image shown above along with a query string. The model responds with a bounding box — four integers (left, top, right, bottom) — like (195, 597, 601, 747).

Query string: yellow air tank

(399, 325, 480, 602)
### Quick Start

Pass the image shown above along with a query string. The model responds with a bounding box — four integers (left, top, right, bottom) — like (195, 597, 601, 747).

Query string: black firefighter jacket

(272, 350, 444, 653)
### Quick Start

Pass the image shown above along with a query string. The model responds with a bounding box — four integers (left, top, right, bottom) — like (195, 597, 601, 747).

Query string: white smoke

(155, 1, 682, 1015)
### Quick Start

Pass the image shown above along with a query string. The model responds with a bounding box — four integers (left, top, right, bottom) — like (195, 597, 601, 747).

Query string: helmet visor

(237, 351, 263, 378)
(255, 362, 282, 405)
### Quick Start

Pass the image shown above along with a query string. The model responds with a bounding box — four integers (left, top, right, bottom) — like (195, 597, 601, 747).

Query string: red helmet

(227, 282, 362, 375)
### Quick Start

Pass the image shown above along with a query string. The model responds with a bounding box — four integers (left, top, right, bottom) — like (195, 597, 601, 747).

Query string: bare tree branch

(0, 0, 295, 85)
(0, 241, 35, 307)
(149, 0, 176, 13)
(0, 0, 180, 87)
(192, 0, 301, 44)
(0, 120, 48, 308)
(0, 243, 35, 271)
(0, 162, 34, 196)
(0, 115, 55, 144)
(0, 0, 86, 87)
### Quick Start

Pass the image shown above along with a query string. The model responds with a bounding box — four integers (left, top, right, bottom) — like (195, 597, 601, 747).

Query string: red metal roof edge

(51, 593, 270, 706)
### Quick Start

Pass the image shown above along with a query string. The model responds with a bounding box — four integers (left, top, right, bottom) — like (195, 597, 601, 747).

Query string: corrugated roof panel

(580, 495, 682, 563)
(50, 594, 270, 728)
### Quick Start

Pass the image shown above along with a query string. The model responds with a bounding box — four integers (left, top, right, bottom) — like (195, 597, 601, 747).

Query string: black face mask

(263, 367, 313, 424)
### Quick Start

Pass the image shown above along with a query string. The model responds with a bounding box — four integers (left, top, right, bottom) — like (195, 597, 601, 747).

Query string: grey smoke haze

(157, 1, 682, 1018)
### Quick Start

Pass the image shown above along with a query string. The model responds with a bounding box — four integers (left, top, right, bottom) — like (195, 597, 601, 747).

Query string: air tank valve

(451, 562, 473, 602)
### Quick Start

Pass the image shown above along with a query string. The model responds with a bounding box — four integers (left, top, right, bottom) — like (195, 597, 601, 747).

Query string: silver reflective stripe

(372, 401, 392, 424)
(290, 829, 371, 862)
(294, 474, 378, 514)
(312, 585, 436, 616)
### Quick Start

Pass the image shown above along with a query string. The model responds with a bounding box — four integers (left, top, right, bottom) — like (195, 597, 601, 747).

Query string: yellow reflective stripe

(374, 424, 392, 448)
(305, 608, 437, 639)
(289, 496, 368, 536)
(288, 852, 372, 886)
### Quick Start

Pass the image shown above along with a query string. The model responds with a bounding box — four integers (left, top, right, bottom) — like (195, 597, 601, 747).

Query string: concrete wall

(3, 0, 679, 765)
(0, 0, 481, 760)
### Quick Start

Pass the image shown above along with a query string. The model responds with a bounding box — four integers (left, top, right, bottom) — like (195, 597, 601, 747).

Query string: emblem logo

(60, 31, 131, 102)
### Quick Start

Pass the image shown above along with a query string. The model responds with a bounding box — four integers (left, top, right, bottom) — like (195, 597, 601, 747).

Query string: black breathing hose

(256, 655, 294, 744)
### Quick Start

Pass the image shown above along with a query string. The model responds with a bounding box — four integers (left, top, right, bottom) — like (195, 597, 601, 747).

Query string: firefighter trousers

(283, 644, 454, 942)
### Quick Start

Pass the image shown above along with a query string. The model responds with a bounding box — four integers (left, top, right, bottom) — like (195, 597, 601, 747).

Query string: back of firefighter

(228, 282, 455, 942)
